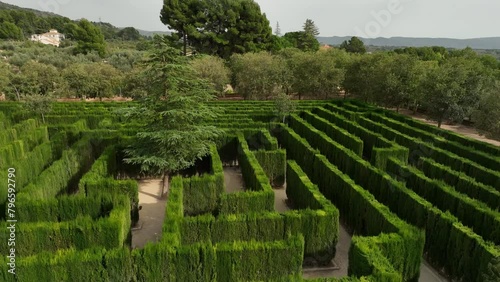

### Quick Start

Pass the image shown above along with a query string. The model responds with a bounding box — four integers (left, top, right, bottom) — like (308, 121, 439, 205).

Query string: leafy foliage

(340, 36, 367, 54)
(121, 37, 224, 174)
(230, 51, 288, 100)
(274, 93, 296, 123)
(67, 19, 107, 57)
(190, 55, 231, 96)
(161, 0, 273, 58)
(21, 93, 54, 123)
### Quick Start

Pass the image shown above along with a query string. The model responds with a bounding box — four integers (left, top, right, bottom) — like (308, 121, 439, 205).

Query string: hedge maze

(0, 100, 499, 281)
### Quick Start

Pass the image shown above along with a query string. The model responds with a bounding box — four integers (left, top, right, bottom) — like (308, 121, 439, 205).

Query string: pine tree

(275, 21, 281, 37)
(303, 19, 319, 37)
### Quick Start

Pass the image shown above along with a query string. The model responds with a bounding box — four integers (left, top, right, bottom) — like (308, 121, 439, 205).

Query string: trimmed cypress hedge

(183, 145, 224, 216)
(15, 194, 114, 222)
(349, 236, 402, 282)
(17, 136, 97, 201)
(380, 108, 500, 158)
(215, 236, 304, 282)
(312, 107, 407, 167)
(219, 134, 274, 214)
(358, 115, 500, 188)
(386, 158, 500, 245)
(301, 110, 364, 157)
(0, 194, 130, 256)
(0, 141, 53, 208)
(162, 176, 184, 246)
(280, 125, 424, 281)
(282, 122, 500, 281)
(419, 157, 500, 210)
(247, 129, 279, 150)
(253, 149, 286, 187)
(368, 112, 500, 170)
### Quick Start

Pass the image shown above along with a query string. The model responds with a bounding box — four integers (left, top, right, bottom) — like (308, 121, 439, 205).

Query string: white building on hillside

(30, 29, 65, 47)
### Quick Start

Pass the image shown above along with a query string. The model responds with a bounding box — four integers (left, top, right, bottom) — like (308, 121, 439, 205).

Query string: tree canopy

(121, 36, 224, 177)
(66, 19, 107, 57)
(303, 19, 320, 37)
(340, 36, 367, 54)
(160, 0, 273, 58)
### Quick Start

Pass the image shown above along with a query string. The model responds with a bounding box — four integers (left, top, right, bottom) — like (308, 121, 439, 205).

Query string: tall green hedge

(419, 157, 500, 210)
(301, 110, 364, 157)
(357, 115, 500, 188)
(280, 125, 424, 281)
(386, 158, 500, 245)
(183, 145, 224, 216)
(17, 136, 97, 201)
(0, 195, 130, 256)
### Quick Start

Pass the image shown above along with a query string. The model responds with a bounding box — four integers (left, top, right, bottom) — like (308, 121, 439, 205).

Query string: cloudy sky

(4, 0, 500, 39)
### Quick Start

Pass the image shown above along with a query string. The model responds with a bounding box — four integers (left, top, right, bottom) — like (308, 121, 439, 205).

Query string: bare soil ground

(131, 179, 166, 249)
(273, 185, 290, 213)
(397, 109, 500, 147)
(224, 166, 245, 193)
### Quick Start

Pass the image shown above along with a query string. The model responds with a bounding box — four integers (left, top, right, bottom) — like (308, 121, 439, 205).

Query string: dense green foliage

(120, 37, 224, 175)
(160, 0, 273, 58)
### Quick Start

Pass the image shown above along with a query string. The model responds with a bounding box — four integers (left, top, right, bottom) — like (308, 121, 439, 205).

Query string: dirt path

(397, 109, 500, 147)
(303, 222, 351, 279)
(419, 260, 450, 282)
(273, 185, 290, 213)
(131, 179, 166, 249)
(224, 166, 245, 193)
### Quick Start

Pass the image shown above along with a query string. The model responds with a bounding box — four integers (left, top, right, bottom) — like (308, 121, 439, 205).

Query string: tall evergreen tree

(161, 0, 272, 58)
(275, 21, 281, 37)
(121, 36, 224, 193)
(303, 19, 319, 37)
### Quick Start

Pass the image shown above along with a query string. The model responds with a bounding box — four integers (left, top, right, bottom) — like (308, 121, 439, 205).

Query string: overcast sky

(4, 0, 500, 39)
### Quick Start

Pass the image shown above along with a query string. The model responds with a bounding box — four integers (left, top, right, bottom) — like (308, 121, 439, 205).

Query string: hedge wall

(301, 110, 364, 157)
(419, 157, 500, 210)
(0, 141, 53, 217)
(247, 129, 279, 150)
(17, 136, 97, 201)
(312, 107, 404, 166)
(357, 115, 500, 188)
(215, 236, 304, 282)
(14, 194, 114, 222)
(219, 134, 274, 214)
(379, 109, 500, 158)
(386, 158, 500, 245)
(0, 194, 130, 256)
(253, 149, 286, 187)
(280, 125, 424, 281)
(183, 145, 224, 216)
(368, 112, 500, 170)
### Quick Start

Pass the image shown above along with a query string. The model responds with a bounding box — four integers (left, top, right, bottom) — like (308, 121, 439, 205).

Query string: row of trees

(185, 46, 500, 137)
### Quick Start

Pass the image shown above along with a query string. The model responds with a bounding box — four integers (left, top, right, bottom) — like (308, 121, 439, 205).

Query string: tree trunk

(413, 101, 418, 114)
(161, 171, 170, 198)
(396, 105, 400, 113)
(437, 119, 442, 128)
(183, 33, 187, 56)
(41, 113, 45, 124)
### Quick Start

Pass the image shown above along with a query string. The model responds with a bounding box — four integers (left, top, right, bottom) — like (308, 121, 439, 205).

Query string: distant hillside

(0, 1, 62, 18)
(0, 1, 166, 40)
(318, 36, 500, 50)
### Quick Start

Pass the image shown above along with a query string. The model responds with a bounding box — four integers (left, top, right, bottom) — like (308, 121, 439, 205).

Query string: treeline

(223, 46, 500, 138)
(1, 38, 500, 138)
(0, 8, 144, 41)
